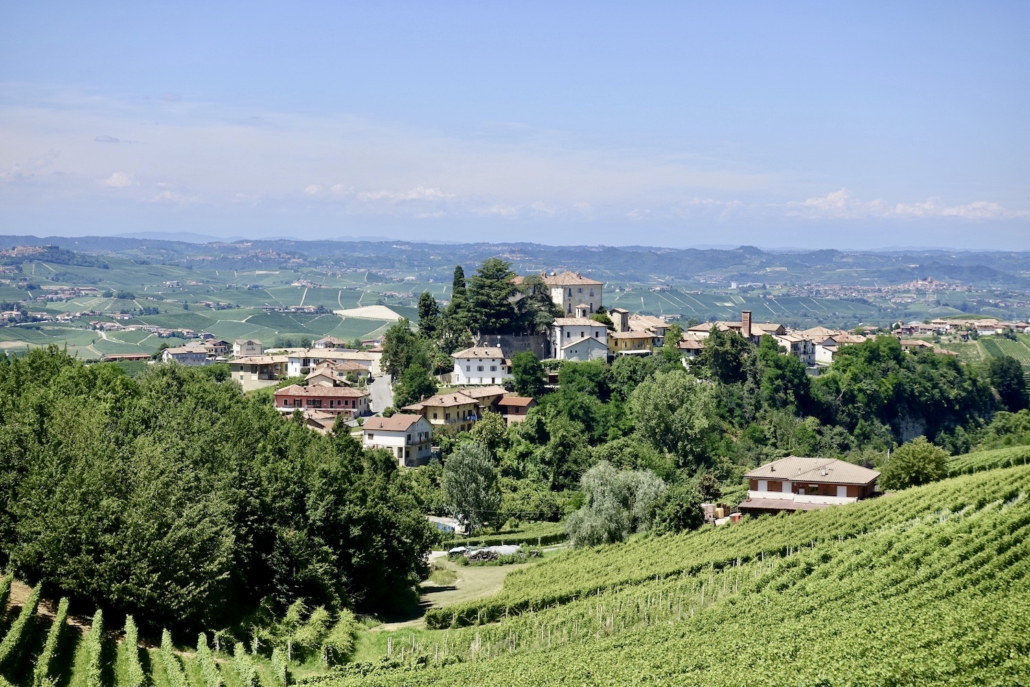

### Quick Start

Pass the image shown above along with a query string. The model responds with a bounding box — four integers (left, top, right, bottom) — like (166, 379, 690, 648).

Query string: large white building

(540, 271, 604, 315)
(550, 309, 609, 361)
(362, 414, 434, 467)
(452, 346, 511, 385)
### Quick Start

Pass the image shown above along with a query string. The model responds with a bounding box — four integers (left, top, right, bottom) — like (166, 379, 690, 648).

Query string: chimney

(742, 311, 752, 340)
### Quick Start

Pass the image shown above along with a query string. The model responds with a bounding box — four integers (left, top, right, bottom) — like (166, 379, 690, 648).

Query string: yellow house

(608, 330, 656, 355)
(402, 392, 480, 433)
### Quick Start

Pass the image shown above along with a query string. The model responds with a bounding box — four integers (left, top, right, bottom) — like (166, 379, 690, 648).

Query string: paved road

(369, 374, 394, 413)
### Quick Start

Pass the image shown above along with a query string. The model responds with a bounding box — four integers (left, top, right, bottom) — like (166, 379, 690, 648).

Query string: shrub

(32, 597, 69, 687)
(879, 437, 949, 490)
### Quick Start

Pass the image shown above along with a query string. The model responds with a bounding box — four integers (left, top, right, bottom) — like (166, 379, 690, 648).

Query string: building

(550, 311, 609, 360)
(496, 396, 536, 424)
(101, 353, 151, 362)
(608, 330, 656, 356)
(403, 392, 480, 433)
(161, 346, 211, 366)
(452, 346, 511, 385)
(305, 360, 372, 387)
(231, 355, 289, 384)
(286, 349, 376, 378)
(540, 271, 604, 315)
(628, 314, 670, 347)
(457, 385, 508, 411)
(737, 457, 880, 515)
(274, 385, 370, 418)
(313, 336, 349, 350)
(687, 312, 785, 344)
(363, 414, 434, 467)
(233, 339, 263, 357)
(771, 334, 816, 366)
(676, 334, 705, 360)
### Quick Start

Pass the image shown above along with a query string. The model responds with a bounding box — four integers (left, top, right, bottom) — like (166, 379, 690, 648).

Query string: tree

(511, 351, 545, 398)
(564, 462, 666, 547)
(513, 275, 562, 334)
(466, 258, 518, 334)
(878, 436, 948, 490)
(650, 482, 704, 535)
(470, 411, 508, 456)
(393, 365, 438, 409)
(443, 442, 501, 535)
(987, 355, 1028, 412)
(696, 327, 752, 384)
(380, 319, 428, 378)
(629, 370, 715, 469)
(590, 312, 614, 330)
(416, 292, 441, 341)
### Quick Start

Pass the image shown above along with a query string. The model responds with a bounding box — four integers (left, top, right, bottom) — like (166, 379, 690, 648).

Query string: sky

(1, 2, 1028, 249)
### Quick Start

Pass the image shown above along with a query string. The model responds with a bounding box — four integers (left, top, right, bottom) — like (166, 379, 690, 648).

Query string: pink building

(274, 384, 370, 418)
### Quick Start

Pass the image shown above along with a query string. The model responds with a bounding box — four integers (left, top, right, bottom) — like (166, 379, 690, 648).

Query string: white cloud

(304, 184, 323, 196)
(149, 190, 199, 204)
(100, 172, 132, 187)
(355, 186, 455, 202)
(786, 188, 1027, 221)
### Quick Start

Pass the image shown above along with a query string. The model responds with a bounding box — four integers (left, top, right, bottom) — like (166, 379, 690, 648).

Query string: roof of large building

(540, 271, 603, 286)
(628, 314, 668, 331)
(457, 385, 508, 399)
(287, 349, 374, 361)
(234, 338, 262, 345)
(553, 317, 607, 327)
(232, 355, 288, 365)
(164, 346, 204, 355)
(744, 457, 880, 486)
(561, 336, 608, 350)
(609, 330, 655, 339)
(452, 346, 505, 360)
(363, 414, 425, 432)
(274, 384, 369, 398)
(403, 392, 479, 410)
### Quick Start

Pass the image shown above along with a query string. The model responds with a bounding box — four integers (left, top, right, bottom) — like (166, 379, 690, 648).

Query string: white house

(550, 311, 609, 360)
(233, 339, 263, 357)
(540, 271, 604, 315)
(772, 334, 816, 366)
(162, 346, 211, 366)
(363, 414, 434, 467)
(452, 346, 511, 385)
(286, 349, 376, 378)
(560, 336, 609, 362)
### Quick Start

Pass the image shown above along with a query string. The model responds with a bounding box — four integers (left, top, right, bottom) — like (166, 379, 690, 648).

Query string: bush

(84, 611, 103, 687)
(122, 617, 144, 687)
(33, 598, 69, 687)
(879, 437, 949, 490)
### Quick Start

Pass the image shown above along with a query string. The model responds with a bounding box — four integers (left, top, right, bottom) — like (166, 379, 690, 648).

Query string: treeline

(0, 346, 435, 631)
(402, 329, 1024, 538)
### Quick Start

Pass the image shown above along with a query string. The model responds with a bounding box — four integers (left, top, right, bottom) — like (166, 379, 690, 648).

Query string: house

(362, 414, 434, 467)
(303, 410, 340, 434)
(457, 385, 508, 411)
(628, 314, 669, 346)
(737, 457, 880, 515)
(231, 355, 289, 384)
(496, 396, 536, 424)
(402, 392, 480, 433)
(161, 346, 211, 366)
(608, 330, 656, 356)
(452, 347, 511, 385)
(305, 360, 372, 387)
(286, 349, 376, 378)
(771, 334, 816, 366)
(101, 353, 151, 362)
(676, 334, 705, 360)
(899, 339, 935, 352)
(539, 271, 604, 315)
(204, 340, 231, 356)
(550, 310, 609, 360)
(273, 385, 370, 418)
(233, 339, 263, 357)
(313, 336, 349, 350)
(688, 312, 785, 345)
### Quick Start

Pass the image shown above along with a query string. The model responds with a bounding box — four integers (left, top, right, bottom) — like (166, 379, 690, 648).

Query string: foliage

(416, 293, 441, 341)
(986, 355, 1028, 411)
(466, 259, 518, 334)
(947, 444, 1030, 477)
(629, 370, 715, 468)
(233, 642, 259, 687)
(322, 610, 357, 666)
(565, 462, 666, 547)
(0, 583, 40, 668)
(271, 647, 290, 686)
(380, 319, 428, 378)
(650, 482, 704, 535)
(196, 633, 223, 687)
(510, 351, 544, 398)
(0, 347, 434, 631)
(161, 629, 187, 687)
(393, 365, 438, 408)
(878, 436, 949, 490)
(32, 597, 69, 687)
(122, 616, 145, 687)
(443, 442, 501, 534)
(470, 411, 508, 456)
(83, 611, 103, 687)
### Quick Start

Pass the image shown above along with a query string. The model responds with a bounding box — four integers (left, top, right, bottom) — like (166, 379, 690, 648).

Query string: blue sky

(1, 2, 1028, 248)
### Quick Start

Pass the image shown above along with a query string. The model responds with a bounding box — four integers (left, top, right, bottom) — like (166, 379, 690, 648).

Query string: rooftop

(553, 317, 607, 327)
(274, 384, 369, 398)
(363, 414, 424, 432)
(452, 346, 505, 360)
(403, 392, 479, 410)
(457, 385, 508, 399)
(540, 271, 603, 286)
(744, 457, 880, 486)
(496, 396, 535, 407)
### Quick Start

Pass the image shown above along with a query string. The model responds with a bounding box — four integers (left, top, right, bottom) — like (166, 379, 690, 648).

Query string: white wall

(453, 357, 511, 385)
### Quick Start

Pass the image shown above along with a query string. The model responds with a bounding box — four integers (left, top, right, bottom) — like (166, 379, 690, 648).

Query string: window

(589, 288, 594, 297)
(477, 365, 484, 372)
(490, 365, 497, 371)
(578, 288, 582, 294)
(568, 288, 572, 296)
(407, 434, 411, 442)
(432, 412, 438, 419)
(566, 332, 570, 338)
(594, 331, 599, 337)
(466, 365, 470, 371)
(367, 433, 373, 440)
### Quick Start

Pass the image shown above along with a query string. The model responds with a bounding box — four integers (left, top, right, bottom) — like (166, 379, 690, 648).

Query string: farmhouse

(274, 384, 370, 418)
(452, 346, 511, 385)
(738, 457, 880, 515)
(362, 414, 434, 467)
(496, 396, 536, 424)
